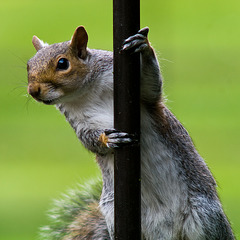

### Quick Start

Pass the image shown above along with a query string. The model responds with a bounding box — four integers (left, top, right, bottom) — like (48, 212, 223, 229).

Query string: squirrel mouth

(42, 99, 55, 105)
(41, 98, 59, 105)
(33, 96, 61, 105)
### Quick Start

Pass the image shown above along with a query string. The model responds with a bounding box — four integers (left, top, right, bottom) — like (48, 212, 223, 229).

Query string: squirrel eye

(57, 58, 69, 70)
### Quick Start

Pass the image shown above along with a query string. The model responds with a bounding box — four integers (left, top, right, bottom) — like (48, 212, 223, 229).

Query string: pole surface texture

(113, 0, 141, 239)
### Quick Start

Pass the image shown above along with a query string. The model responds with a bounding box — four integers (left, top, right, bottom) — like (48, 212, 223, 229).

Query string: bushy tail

(40, 178, 110, 240)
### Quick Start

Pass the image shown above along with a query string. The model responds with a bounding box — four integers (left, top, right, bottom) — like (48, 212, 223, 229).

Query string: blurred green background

(0, 0, 239, 239)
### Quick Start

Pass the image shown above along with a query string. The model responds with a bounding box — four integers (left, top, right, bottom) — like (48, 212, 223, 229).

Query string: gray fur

(28, 28, 235, 239)
(56, 45, 235, 238)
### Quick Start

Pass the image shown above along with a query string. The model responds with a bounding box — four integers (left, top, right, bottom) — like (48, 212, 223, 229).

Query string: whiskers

(24, 93, 34, 111)
(5, 50, 38, 111)
(9, 80, 35, 112)
(11, 83, 27, 92)
(8, 49, 28, 66)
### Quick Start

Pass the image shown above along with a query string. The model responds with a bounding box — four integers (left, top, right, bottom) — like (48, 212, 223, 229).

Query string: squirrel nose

(28, 83, 41, 98)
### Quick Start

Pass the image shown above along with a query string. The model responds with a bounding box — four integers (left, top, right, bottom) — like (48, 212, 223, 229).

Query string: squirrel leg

(121, 27, 162, 104)
(78, 128, 138, 155)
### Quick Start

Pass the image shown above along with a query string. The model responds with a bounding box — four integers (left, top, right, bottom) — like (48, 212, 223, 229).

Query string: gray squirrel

(27, 26, 235, 240)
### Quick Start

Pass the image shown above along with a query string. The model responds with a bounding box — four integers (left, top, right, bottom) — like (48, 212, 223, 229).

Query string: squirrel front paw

(121, 27, 150, 53)
(99, 129, 138, 149)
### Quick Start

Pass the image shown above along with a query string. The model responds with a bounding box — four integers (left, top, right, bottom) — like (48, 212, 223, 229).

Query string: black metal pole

(113, 0, 141, 239)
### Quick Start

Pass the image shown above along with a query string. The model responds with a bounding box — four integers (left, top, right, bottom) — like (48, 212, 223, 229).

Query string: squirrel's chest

(57, 96, 114, 130)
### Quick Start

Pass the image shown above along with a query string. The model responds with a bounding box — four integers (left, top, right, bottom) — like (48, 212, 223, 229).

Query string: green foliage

(0, 0, 239, 239)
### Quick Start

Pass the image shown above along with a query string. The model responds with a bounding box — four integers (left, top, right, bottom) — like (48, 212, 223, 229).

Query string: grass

(0, 0, 239, 239)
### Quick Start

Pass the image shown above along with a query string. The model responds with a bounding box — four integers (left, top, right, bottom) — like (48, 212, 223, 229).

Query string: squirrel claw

(138, 27, 149, 37)
(99, 129, 139, 149)
(120, 27, 150, 54)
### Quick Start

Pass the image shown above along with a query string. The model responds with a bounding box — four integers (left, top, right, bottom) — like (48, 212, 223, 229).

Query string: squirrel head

(27, 26, 90, 105)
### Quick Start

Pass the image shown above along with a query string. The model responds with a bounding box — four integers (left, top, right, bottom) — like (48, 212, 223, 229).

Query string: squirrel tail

(39, 178, 110, 240)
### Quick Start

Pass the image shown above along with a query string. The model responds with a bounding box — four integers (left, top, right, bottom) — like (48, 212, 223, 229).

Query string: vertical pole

(113, 0, 141, 239)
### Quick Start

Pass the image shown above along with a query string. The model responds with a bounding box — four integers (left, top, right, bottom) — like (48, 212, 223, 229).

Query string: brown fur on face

(27, 27, 90, 104)
(27, 41, 89, 104)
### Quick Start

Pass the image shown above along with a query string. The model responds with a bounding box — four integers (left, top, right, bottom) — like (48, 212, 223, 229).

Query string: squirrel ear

(70, 26, 88, 59)
(32, 36, 48, 51)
